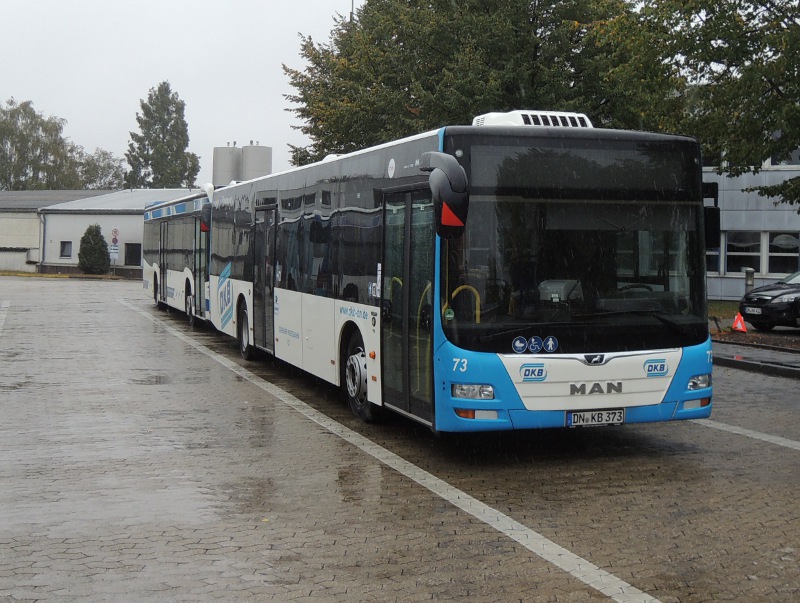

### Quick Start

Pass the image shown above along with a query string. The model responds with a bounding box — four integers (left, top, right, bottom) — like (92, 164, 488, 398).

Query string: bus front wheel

(238, 305, 254, 360)
(344, 331, 379, 422)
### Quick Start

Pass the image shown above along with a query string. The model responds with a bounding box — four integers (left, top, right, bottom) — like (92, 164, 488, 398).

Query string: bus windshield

(440, 137, 708, 354)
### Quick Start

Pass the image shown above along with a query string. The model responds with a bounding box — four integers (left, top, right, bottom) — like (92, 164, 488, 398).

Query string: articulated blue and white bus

(143, 110, 716, 432)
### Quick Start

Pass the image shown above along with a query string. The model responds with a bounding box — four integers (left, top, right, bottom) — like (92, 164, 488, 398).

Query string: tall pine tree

(125, 81, 200, 188)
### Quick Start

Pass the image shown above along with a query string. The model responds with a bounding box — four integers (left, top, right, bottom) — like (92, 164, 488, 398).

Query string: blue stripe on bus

(220, 305, 233, 330)
(144, 198, 205, 221)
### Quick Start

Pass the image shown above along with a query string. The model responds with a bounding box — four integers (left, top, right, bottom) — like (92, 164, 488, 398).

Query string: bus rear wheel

(344, 331, 379, 422)
(185, 291, 196, 327)
(238, 305, 254, 360)
(153, 275, 162, 309)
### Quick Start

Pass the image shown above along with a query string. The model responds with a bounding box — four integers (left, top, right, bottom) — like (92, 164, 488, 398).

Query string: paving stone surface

(1, 277, 798, 602)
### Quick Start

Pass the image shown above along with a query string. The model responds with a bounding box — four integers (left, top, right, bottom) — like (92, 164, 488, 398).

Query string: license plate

(567, 409, 625, 427)
(744, 306, 761, 315)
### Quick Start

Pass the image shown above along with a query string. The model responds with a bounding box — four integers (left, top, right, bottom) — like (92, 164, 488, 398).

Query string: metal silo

(212, 145, 242, 186)
(242, 144, 273, 181)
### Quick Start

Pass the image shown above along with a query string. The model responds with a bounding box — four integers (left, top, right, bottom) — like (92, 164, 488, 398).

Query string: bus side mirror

(421, 151, 469, 239)
(200, 201, 212, 232)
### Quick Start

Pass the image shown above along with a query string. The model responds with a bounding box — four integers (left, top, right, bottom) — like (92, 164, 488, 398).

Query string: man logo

(584, 354, 606, 365)
(570, 382, 623, 395)
(520, 363, 547, 382)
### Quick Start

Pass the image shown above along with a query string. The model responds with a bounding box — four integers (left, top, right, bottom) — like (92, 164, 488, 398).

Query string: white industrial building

(704, 156, 800, 300)
(0, 190, 112, 272)
(0, 143, 273, 278)
(38, 189, 194, 278)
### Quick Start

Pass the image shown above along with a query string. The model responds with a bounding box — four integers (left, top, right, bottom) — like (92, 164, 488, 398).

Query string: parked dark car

(739, 270, 800, 331)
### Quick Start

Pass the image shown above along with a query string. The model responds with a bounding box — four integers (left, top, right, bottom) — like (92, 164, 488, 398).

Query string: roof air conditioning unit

(473, 110, 593, 128)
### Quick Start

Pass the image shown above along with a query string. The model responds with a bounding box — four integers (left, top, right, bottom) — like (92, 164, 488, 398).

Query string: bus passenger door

(193, 219, 208, 318)
(254, 207, 276, 353)
(381, 189, 434, 423)
(158, 221, 168, 303)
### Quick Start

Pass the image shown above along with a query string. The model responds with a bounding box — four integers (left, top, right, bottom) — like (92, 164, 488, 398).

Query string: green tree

(0, 98, 126, 191)
(627, 0, 800, 207)
(125, 81, 200, 188)
(79, 148, 126, 190)
(0, 98, 83, 190)
(283, 0, 642, 165)
(78, 224, 111, 275)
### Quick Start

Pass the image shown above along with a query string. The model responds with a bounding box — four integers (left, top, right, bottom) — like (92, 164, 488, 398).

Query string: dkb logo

(644, 359, 668, 377)
(520, 363, 547, 382)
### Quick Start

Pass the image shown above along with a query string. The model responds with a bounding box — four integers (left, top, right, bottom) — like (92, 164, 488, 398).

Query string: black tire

(153, 275, 162, 309)
(238, 304, 254, 360)
(185, 291, 196, 327)
(343, 331, 380, 422)
(750, 321, 774, 332)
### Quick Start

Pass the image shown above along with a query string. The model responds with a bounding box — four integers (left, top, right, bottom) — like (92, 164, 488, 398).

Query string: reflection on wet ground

(0, 278, 798, 601)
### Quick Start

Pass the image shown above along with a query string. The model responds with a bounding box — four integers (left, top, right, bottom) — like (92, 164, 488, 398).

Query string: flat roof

(0, 190, 113, 211)
(39, 189, 196, 214)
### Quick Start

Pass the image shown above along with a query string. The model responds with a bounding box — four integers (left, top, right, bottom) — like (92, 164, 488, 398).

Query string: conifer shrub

(77, 224, 111, 275)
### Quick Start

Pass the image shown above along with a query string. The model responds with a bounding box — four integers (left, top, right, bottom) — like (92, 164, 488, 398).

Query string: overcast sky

(1, 0, 364, 185)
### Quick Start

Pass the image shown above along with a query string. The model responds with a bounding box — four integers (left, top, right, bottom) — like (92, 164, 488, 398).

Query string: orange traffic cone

(732, 312, 747, 333)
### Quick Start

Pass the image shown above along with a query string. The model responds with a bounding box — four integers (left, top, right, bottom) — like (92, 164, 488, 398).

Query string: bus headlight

(687, 374, 711, 390)
(452, 384, 495, 400)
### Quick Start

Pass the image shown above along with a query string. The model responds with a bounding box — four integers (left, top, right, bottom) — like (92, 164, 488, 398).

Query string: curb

(713, 353, 800, 381)
(711, 337, 800, 355)
(0, 272, 130, 280)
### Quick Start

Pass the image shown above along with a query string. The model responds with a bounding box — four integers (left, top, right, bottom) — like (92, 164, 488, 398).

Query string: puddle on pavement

(130, 374, 172, 386)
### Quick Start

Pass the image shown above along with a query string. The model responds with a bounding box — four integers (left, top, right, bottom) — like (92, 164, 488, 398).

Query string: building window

(770, 148, 800, 166)
(706, 250, 720, 274)
(124, 243, 142, 266)
(59, 241, 72, 258)
(768, 232, 800, 274)
(705, 210, 721, 274)
(725, 231, 760, 274)
(702, 149, 723, 168)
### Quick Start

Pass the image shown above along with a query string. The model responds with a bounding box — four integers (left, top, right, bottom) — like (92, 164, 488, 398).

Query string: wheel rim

(239, 309, 249, 353)
(186, 294, 194, 321)
(345, 345, 367, 407)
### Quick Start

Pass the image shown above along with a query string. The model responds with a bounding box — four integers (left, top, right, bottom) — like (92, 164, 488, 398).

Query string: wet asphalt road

(0, 277, 798, 602)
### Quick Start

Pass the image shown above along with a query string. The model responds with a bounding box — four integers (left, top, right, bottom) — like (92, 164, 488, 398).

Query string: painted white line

(0, 301, 9, 337)
(693, 419, 800, 451)
(121, 299, 660, 603)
